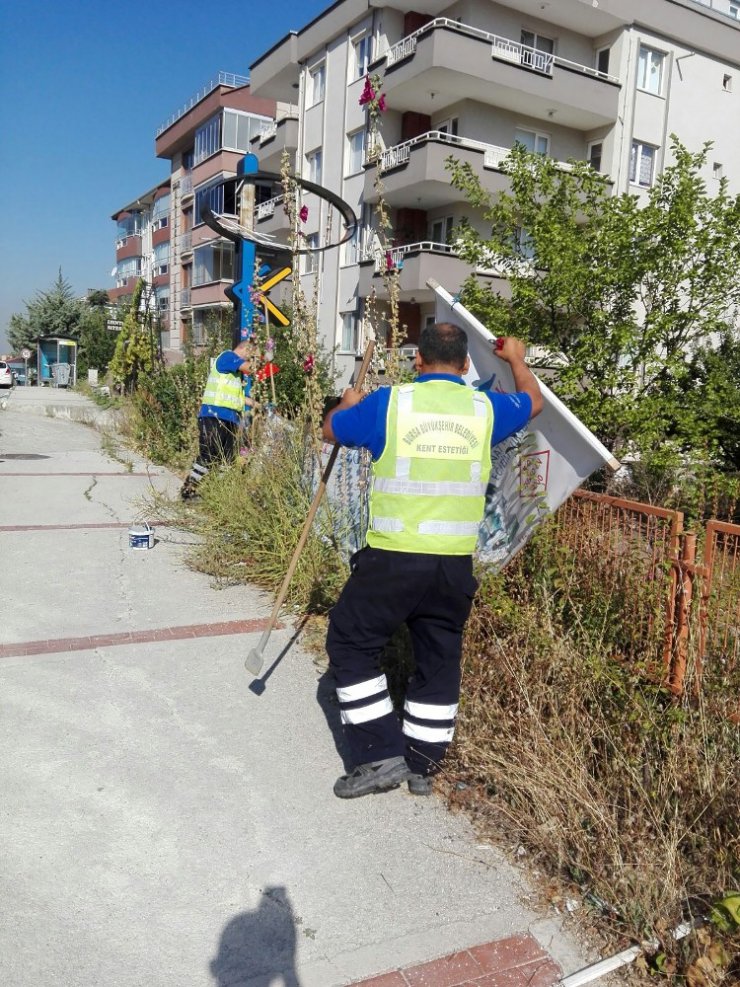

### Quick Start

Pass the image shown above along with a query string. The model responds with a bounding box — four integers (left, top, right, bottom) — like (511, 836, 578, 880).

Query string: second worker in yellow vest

(322, 322, 543, 799)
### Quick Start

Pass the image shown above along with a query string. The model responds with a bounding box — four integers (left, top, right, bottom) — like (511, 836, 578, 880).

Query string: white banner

(431, 279, 618, 569)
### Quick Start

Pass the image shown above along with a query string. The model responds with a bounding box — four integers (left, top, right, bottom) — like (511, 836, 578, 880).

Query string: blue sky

(0, 0, 328, 352)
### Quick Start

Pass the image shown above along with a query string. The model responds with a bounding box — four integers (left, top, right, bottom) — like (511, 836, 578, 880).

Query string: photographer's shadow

(210, 886, 302, 986)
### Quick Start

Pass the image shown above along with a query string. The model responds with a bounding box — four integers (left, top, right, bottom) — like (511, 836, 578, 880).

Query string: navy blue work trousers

(326, 547, 478, 777)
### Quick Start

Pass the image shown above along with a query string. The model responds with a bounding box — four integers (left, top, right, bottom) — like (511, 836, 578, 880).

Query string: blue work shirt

(199, 350, 245, 423)
(331, 373, 532, 460)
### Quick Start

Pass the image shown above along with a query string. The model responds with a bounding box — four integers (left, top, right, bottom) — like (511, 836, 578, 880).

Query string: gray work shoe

(407, 773, 433, 796)
(334, 756, 411, 799)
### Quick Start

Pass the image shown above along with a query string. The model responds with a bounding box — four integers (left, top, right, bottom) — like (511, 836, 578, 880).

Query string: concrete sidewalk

(0, 387, 591, 987)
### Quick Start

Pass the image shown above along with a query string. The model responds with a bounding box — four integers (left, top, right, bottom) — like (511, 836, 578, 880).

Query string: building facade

(154, 73, 277, 362)
(248, 0, 740, 383)
(111, 180, 171, 331)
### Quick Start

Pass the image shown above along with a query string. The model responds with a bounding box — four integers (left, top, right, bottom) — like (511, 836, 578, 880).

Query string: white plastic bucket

(129, 523, 154, 550)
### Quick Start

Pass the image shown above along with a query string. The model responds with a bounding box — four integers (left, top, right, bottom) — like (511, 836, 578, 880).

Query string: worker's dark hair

(418, 322, 468, 370)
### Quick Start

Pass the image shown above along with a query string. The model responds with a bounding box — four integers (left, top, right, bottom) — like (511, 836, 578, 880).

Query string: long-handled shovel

(245, 339, 375, 676)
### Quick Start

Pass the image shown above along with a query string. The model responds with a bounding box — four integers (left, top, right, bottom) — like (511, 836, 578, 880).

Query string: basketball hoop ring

(201, 171, 357, 256)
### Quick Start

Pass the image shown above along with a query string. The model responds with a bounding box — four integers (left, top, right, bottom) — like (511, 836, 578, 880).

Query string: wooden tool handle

(263, 339, 376, 630)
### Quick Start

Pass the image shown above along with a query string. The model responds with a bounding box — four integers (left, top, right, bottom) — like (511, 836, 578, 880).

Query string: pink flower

(359, 74, 376, 106)
(303, 353, 315, 374)
(377, 93, 387, 113)
(299, 204, 309, 223)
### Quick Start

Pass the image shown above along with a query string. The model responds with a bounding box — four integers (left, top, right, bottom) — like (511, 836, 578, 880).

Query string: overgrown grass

(445, 543, 739, 978)
(187, 420, 349, 613)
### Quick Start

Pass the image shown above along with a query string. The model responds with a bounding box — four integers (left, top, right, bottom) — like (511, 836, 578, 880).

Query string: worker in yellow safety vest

(181, 340, 256, 500)
(322, 322, 543, 798)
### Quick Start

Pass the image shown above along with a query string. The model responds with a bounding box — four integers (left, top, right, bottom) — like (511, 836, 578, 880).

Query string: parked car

(0, 361, 14, 388)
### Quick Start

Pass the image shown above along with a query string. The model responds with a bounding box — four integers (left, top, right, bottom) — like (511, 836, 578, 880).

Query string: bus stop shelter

(34, 336, 78, 387)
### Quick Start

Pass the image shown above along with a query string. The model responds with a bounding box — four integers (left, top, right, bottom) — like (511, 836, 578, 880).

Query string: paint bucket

(129, 523, 154, 550)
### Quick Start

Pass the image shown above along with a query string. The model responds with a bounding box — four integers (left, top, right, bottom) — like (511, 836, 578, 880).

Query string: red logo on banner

(519, 449, 550, 498)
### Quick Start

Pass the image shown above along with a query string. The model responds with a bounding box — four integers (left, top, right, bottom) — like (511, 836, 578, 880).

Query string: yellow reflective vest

(367, 380, 493, 555)
(201, 352, 244, 413)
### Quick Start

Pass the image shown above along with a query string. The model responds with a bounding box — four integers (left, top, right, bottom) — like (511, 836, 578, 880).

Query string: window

(194, 113, 222, 164)
(430, 216, 454, 244)
(222, 109, 272, 152)
(192, 308, 229, 346)
(194, 177, 236, 225)
(116, 257, 142, 282)
(340, 312, 360, 354)
(346, 130, 366, 174)
(304, 233, 320, 274)
(730, 3, 739, 17)
(514, 227, 535, 260)
(342, 222, 361, 266)
(116, 212, 142, 240)
(424, 314, 436, 329)
(351, 33, 372, 80)
(637, 45, 665, 95)
(629, 141, 656, 187)
(713, 162, 724, 180)
(520, 30, 554, 72)
(596, 47, 611, 76)
(587, 141, 603, 172)
(193, 242, 234, 284)
(308, 63, 325, 106)
(514, 128, 550, 155)
(437, 117, 459, 137)
(182, 149, 194, 171)
(152, 193, 170, 229)
(153, 242, 170, 276)
(307, 149, 323, 185)
(155, 287, 170, 313)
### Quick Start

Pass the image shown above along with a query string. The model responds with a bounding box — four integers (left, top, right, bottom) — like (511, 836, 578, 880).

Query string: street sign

(21, 348, 32, 360)
(260, 266, 291, 326)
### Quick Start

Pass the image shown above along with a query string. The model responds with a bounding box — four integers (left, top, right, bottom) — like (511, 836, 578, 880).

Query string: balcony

(365, 131, 574, 208)
(253, 194, 292, 241)
(179, 175, 193, 199)
(156, 72, 249, 137)
(179, 288, 191, 308)
(250, 115, 299, 174)
(378, 18, 620, 130)
(358, 240, 509, 303)
(179, 232, 193, 254)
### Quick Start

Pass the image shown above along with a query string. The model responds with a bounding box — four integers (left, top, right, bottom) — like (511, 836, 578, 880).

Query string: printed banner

(430, 279, 619, 570)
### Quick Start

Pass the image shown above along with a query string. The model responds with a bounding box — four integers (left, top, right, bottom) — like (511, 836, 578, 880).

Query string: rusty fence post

(670, 532, 697, 697)
(662, 510, 684, 679)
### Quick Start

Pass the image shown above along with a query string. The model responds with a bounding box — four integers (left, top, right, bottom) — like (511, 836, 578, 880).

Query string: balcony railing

(179, 176, 193, 197)
(179, 232, 192, 252)
(377, 130, 574, 174)
(259, 121, 278, 143)
(383, 18, 620, 84)
(156, 72, 249, 136)
(362, 240, 459, 274)
(256, 194, 284, 220)
(180, 288, 191, 307)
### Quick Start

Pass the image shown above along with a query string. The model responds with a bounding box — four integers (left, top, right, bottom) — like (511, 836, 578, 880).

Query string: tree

(76, 294, 118, 378)
(446, 137, 740, 492)
(7, 269, 84, 352)
(108, 280, 156, 391)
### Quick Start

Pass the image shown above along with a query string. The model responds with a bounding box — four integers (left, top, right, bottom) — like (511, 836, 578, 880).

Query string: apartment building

(110, 180, 171, 328)
(148, 73, 276, 362)
(248, 0, 740, 383)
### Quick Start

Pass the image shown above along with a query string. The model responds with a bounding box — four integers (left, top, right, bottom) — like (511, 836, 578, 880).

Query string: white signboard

(430, 279, 618, 569)
(21, 348, 32, 360)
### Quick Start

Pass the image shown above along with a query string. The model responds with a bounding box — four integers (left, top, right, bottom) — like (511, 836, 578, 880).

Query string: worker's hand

(495, 337, 527, 364)
(339, 386, 364, 408)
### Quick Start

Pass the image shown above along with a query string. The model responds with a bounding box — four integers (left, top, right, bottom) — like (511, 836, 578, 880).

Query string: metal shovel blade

(245, 628, 270, 676)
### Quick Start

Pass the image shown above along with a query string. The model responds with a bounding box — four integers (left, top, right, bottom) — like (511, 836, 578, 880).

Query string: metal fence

(551, 491, 740, 696)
